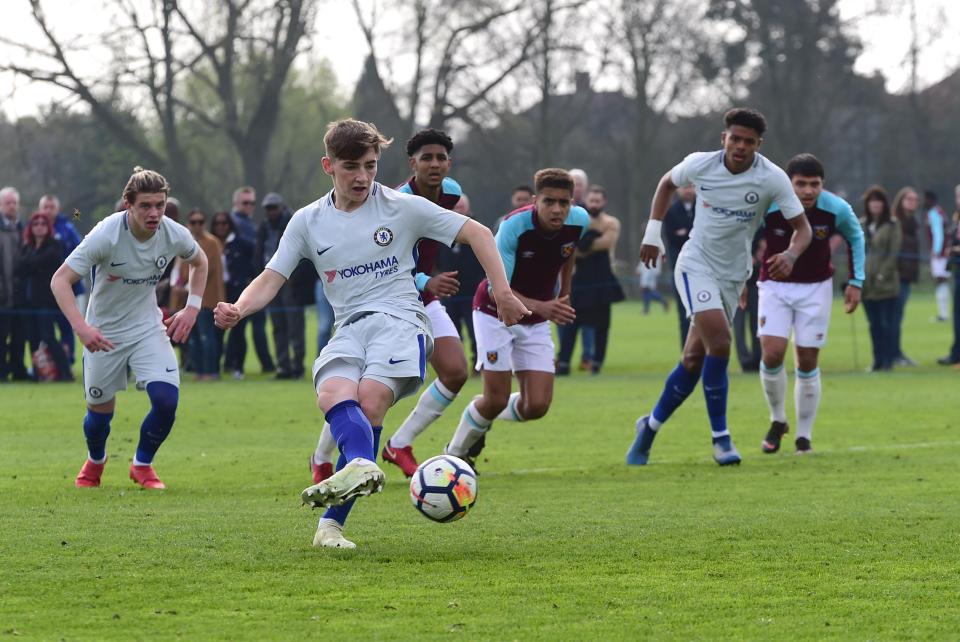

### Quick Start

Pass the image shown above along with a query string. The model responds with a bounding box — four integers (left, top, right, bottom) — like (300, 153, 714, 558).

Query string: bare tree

(0, 0, 317, 204)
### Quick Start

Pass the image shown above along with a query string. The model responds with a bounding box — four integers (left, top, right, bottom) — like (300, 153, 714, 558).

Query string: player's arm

(455, 219, 529, 326)
(51, 263, 115, 353)
(835, 202, 866, 313)
(164, 249, 208, 343)
(766, 214, 812, 280)
(418, 270, 460, 298)
(214, 268, 285, 329)
(640, 171, 678, 268)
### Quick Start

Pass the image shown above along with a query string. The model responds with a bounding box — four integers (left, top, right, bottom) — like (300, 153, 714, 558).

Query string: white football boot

(301, 458, 385, 508)
(313, 519, 356, 549)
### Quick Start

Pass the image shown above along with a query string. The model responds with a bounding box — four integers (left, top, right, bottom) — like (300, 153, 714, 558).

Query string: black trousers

(270, 285, 305, 375)
(557, 304, 612, 372)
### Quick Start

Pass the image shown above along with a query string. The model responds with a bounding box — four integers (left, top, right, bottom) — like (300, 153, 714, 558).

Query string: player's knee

(681, 352, 704, 374)
(796, 354, 819, 372)
(521, 398, 551, 420)
(358, 395, 390, 427)
(762, 352, 785, 369)
(484, 390, 510, 415)
(146, 382, 178, 417)
(439, 367, 468, 393)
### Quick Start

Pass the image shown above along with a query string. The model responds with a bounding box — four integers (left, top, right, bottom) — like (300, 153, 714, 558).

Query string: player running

(758, 154, 864, 455)
(444, 168, 588, 468)
(627, 108, 811, 466)
(214, 119, 527, 549)
(50, 167, 208, 489)
(310, 129, 470, 480)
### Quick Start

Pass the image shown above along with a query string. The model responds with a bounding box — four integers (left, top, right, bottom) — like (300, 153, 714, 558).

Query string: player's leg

(127, 333, 182, 489)
(695, 304, 742, 465)
(555, 318, 580, 376)
(310, 422, 336, 483)
(75, 346, 128, 487)
(494, 320, 555, 422)
(790, 279, 831, 453)
(933, 258, 950, 321)
(385, 302, 467, 475)
(757, 281, 792, 453)
(627, 271, 708, 465)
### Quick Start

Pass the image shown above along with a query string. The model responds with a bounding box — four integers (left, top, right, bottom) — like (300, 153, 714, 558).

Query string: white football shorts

(473, 311, 555, 373)
(931, 256, 950, 279)
(675, 269, 743, 325)
(757, 278, 833, 348)
(313, 312, 432, 403)
(82, 329, 179, 404)
(425, 299, 459, 340)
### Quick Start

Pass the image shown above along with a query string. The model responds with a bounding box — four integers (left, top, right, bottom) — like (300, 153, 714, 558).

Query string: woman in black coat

(15, 211, 72, 380)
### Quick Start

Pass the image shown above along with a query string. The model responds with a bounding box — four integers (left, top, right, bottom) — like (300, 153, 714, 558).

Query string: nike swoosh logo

(110, 261, 127, 267)
(388, 358, 408, 364)
(317, 246, 333, 256)
(165, 367, 177, 372)
(701, 187, 712, 191)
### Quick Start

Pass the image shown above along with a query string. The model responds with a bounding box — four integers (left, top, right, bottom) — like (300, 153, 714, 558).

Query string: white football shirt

(267, 183, 469, 331)
(66, 211, 199, 344)
(671, 150, 803, 281)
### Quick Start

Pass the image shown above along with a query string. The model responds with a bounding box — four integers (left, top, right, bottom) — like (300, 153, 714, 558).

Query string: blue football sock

(326, 400, 374, 462)
(702, 355, 730, 439)
(324, 426, 382, 526)
(83, 409, 113, 462)
(650, 361, 701, 427)
(135, 382, 179, 465)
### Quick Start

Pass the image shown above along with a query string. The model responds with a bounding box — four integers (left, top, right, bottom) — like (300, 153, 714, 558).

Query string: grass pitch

(1, 297, 958, 640)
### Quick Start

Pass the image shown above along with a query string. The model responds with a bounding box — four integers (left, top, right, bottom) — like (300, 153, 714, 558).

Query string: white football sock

(389, 380, 457, 448)
(495, 392, 524, 421)
(760, 362, 788, 423)
(132, 456, 150, 467)
(313, 422, 337, 465)
(794, 368, 821, 441)
(936, 283, 950, 319)
(447, 400, 492, 457)
(88, 455, 107, 465)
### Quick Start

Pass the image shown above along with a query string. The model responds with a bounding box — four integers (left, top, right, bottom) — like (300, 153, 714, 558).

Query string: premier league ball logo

(374, 227, 394, 247)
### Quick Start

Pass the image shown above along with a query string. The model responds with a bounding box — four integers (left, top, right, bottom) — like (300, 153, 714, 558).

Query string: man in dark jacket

(0, 186, 28, 381)
(662, 185, 695, 348)
(257, 192, 313, 378)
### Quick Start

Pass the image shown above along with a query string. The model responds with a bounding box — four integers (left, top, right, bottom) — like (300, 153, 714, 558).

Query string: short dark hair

(324, 119, 392, 161)
(924, 190, 938, 203)
(587, 184, 607, 198)
(534, 168, 574, 195)
(786, 153, 825, 179)
(724, 108, 767, 137)
(406, 128, 453, 157)
(512, 185, 533, 195)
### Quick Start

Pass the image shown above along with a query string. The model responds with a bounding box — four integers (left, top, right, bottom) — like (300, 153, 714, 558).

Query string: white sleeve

(65, 219, 111, 276)
(670, 152, 710, 187)
(405, 194, 469, 247)
(771, 168, 804, 219)
(171, 221, 200, 260)
(265, 210, 308, 278)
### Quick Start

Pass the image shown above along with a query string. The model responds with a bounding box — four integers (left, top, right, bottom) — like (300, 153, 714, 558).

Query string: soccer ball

(409, 455, 478, 523)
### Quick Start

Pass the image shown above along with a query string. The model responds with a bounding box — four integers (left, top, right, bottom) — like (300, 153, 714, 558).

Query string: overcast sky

(1, 0, 957, 119)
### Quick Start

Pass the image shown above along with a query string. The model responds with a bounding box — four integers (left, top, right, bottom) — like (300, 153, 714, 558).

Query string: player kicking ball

(757, 154, 864, 455)
(50, 167, 208, 489)
(310, 128, 471, 480)
(444, 168, 588, 468)
(627, 108, 811, 466)
(214, 119, 527, 549)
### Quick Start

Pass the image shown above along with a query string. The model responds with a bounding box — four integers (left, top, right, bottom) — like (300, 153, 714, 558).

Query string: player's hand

(639, 244, 662, 269)
(495, 290, 531, 327)
(843, 285, 861, 313)
(539, 295, 577, 325)
(214, 302, 241, 329)
(766, 251, 797, 280)
(739, 285, 748, 310)
(77, 323, 114, 353)
(164, 306, 198, 344)
(425, 271, 460, 298)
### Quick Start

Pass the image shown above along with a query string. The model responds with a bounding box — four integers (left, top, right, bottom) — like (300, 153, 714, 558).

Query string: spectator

(556, 185, 624, 376)
(435, 193, 484, 366)
(1, 187, 26, 380)
(569, 168, 588, 206)
(662, 184, 696, 347)
(891, 187, 920, 366)
(925, 191, 950, 322)
(155, 198, 182, 315)
(861, 186, 901, 372)
(733, 230, 765, 372)
(635, 259, 668, 314)
(185, 209, 225, 380)
(39, 194, 84, 364)
(493, 185, 535, 234)
(256, 192, 310, 379)
(937, 184, 960, 366)
(14, 211, 71, 381)
(313, 274, 334, 357)
(210, 210, 256, 379)
(229, 185, 274, 374)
